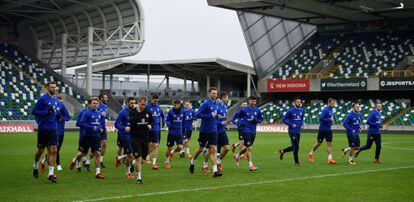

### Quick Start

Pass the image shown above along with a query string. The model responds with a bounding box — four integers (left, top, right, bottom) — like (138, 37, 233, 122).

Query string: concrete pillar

(217, 77, 221, 92)
(184, 77, 187, 92)
(86, 27, 93, 96)
(75, 72, 79, 87)
(61, 33, 67, 78)
(206, 74, 210, 96)
(109, 74, 113, 90)
(147, 64, 150, 93)
(166, 75, 170, 93)
(191, 80, 195, 92)
(247, 73, 251, 97)
(102, 73, 106, 89)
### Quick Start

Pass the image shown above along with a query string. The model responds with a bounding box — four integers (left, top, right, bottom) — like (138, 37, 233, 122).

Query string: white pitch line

(74, 165, 414, 202)
(382, 141, 414, 151)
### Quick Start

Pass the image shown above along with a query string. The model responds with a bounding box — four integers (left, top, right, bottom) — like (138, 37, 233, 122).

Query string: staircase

(385, 107, 412, 125)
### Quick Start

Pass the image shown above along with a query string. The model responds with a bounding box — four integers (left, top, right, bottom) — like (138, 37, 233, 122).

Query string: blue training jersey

(319, 106, 334, 131)
(234, 106, 262, 134)
(216, 102, 228, 133)
(32, 93, 58, 131)
(115, 108, 131, 141)
(56, 101, 70, 135)
(146, 103, 164, 132)
(282, 107, 304, 134)
(196, 99, 219, 133)
(97, 103, 109, 131)
(79, 109, 102, 138)
(183, 108, 196, 131)
(76, 109, 87, 138)
(366, 110, 382, 135)
(231, 107, 246, 131)
(165, 108, 184, 135)
(343, 111, 362, 137)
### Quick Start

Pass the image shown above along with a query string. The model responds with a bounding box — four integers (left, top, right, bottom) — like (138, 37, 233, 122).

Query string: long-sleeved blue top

(165, 108, 184, 135)
(282, 107, 304, 134)
(97, 103, 109, 131)
(366, 110, 382, 135)
(76, 109, 87, 137)
(32, 93, 58, 131)
(233, 106, 262, 134)
(146, 103, 164, 132)
(216, 102, 228, 133)
(343, 111, 362, 137)
(319, 106, 334, 131)
(56, 101, 70, 135)
(115, 107, 131, 141)
(79, 109, 102, 137)
(183, 108, 196, 131)
(196, 99, 219, 133)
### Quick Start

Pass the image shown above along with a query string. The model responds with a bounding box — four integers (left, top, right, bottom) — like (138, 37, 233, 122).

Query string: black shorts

(243, 132, 256, 147)
(132, 136, 149, 159)
(347, 134, 360, 148)
(100, 129, 107, 140)
(149, 131, 161, 144)
(217, 131, 229, 148)
(317, 130, 333, 143)
(167, 133, 183, 147)
(121, 139, 133, 155)
(116, 132, 121, 147)
(183, 130, 192, 140)
(78, 135, 101, 153)
(37, 128, 58, 148)
(198, 132, 218, 147)
(238, 128, 244, 140)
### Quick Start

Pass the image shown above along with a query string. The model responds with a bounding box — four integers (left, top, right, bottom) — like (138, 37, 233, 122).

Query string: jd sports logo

(322, 82, 326, 87)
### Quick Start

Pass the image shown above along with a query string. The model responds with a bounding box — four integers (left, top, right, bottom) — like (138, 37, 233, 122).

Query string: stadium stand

(0, 43, 87, 120)
(262, 99, 409, 125)
(391, 107, 414, 126)
(272, 34, 342, 79)
(271, 30, 414, 79)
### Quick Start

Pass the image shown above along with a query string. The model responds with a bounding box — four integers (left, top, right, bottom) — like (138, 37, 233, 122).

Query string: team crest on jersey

(141, 118, 145, 123)
(146, 114, 149, 118)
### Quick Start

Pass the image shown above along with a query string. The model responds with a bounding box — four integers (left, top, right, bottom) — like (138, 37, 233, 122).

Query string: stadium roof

(74, 57, 256, 81)
(207, 0, 414, 25)
(0, 0, 144, 69)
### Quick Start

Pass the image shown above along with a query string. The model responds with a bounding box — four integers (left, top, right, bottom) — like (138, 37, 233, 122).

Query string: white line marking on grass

(382, 141, 414, 151)
(74, 165, 414, 202)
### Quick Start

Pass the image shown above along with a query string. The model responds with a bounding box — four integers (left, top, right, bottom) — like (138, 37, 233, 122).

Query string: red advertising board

(267, 79, 310, 92)
(256, 125, 288, 133)
(0, 124, 34, 133)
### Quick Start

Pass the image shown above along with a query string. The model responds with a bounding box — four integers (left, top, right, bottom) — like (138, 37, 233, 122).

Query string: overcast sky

(132, 0, 253, 66)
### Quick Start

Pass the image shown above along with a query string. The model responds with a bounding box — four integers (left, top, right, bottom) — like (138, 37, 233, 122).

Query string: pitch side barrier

(0, 121, 413, 134)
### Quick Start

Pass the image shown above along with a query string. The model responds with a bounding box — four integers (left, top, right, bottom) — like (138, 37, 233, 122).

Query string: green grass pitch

(0, 131, 413, 201)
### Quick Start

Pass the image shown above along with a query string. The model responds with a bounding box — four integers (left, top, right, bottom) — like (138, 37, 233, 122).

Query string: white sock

(41, 157, 46, 165)
(212, 164, 218, 172)
(82, 156, 87, 161)
(118, 155, 126, 161)
(96, 167, 100, 175)
(203, 162, 208, 168)
(137, 172, 142, 180)
(100, 156, 104, 163)
(146, 155, 150, 161)
(85, 158, 90, 165)
(344, 147, 351, 152)
(190, 159, 195, 165)
(76, 161, 81, 168)
(310, 149, 314, 154)
(165, 158, 169, 164)
(132, 160, 136, 165)
(48, 166, 54, 176)
(33, 161, 38, 169)
(349, 155, 353, 161)
(328, 154, 332, 160)
(126, 166, 131, 174)
(217, 157, 222, 164)
(180, 149, 184, 154)
(152, 158, 157, 165)
(72, 157, 77, 163)
(248, 161, 253, 167)
(235, 153, 240, 158)
(170, 150, 175, 155)
(186, 148, 190, 154)
(235, 143, 239, 147)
